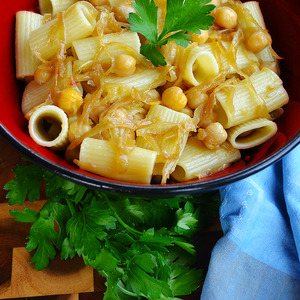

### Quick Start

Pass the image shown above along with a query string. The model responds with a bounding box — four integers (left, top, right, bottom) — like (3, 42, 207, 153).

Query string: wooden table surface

(0, 134, 223, 300)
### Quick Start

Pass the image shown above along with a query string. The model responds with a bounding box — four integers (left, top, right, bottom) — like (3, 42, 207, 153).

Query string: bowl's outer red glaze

(0, 0, 299, 195)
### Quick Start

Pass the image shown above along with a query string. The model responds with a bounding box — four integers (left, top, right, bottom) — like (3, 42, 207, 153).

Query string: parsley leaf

(130, 0, 158, 43)
(174, 201, 200, 238)
(4, 164, 44, 205)
(161, 0, 215, 38)
(169, 265, 203, 295)
(61, 237, 76, 260)
(140, 43, 167, 68)
(128, 0, 215, 66)
(25, 217, 58, 271)
(5, 162, 221, 299)
(127, 260, 173, 299)
(10, 207, 39, 223)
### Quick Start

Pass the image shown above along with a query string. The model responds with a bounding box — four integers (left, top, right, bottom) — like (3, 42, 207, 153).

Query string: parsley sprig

(5, 163, 220, 299)
(128, 0, 215, 66)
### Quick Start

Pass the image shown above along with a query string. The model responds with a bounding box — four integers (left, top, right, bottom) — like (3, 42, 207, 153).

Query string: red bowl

(0, 0, 299, 195)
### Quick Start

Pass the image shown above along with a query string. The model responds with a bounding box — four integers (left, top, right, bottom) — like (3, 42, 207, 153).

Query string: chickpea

(111, 108, 135, 141)
(161, 86, 187, 111)
(246, 30, 271, 53)
(112, 2, 135, 23)
(186, 90, 209, 110)
(114, 107, 128, 120)
(57, 88, 83, 117)
(68, 120, 92, 142)
(189, 30, 209, 45)
(197, 122, 227, 149)
(214, 7, 237, 29)
(112, 54, 136, 77)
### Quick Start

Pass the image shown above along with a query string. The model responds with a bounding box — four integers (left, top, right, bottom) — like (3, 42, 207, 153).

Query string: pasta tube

(215, 79, 269, 129)
(103, 68, 166, 92)
(227, 118, 278, 149)
(199, 42, 259, 75)
(182, 45, 219, 86)
(29, 1, 98, 61)
(136, 104, 192, 158)
(72, 31, 141, 61)
(22, 78, 53, 115)
(28, 105, 69, 149)
(77, 138, 157, 184)
(249, 68, 289, 112)
(136, 105, 193, 180)
(172, 138, 241, 182)
(38, 0, 77, 16)
(215, 68, 288, 129)
(241, 1, 275, 62)
(15, 11, 44, 80)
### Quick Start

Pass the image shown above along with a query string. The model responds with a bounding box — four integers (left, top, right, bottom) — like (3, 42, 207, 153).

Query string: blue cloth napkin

(201, 144, 300, 300)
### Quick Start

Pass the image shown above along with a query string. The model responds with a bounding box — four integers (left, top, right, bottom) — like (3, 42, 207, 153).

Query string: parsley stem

(103, 194, 142, 237)
(66, 199, 76, 216)
(117, 282, 139, 297)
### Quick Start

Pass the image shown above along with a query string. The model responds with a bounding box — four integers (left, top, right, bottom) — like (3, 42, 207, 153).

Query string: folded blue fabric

(201, 144, 300, 300)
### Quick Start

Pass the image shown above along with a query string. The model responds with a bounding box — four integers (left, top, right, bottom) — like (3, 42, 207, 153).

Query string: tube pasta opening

(183, 46, 219, 86)
(28, 105, 69, 149)
(227, 118, 277, 149)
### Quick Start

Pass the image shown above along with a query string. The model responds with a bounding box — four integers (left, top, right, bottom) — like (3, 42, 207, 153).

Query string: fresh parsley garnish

(5, 163, 220, 299)
(128, 0, 215, 66)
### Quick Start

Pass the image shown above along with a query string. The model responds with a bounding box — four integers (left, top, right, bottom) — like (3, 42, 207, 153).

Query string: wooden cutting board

(0, 135, 222, 299)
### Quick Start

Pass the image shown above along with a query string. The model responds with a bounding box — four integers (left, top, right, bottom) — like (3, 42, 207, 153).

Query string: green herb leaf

(127, 261, 173, 299)
(61, 237, 76, 260)
(4, 164, 44, 205)
(5, 162, 221, 299)
(130, 0, 158, 43)
(169, 266, 203, 295)
(25, 217, 58, 271)
(161, 0, 215, 37)
(140, 43, 167, 67)
(128, 0, 215, 66)
(174, 201, 199, 238)
(66, 201, 117, 259)
(10, 207, 39, 223)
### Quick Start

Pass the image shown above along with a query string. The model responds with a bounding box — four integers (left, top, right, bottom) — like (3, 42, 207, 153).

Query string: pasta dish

(15, 0, 289, 184)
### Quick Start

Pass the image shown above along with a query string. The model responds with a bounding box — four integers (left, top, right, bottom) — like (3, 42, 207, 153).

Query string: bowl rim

(1, 123, 299, 195)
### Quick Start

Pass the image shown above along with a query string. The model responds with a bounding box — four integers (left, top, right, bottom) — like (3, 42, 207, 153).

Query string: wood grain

(9, 248, 94, 298)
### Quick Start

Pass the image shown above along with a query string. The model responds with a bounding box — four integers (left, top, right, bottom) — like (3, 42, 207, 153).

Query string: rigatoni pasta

(172, 138, 241, 182)
(29, 2, 98, 60)
(15, 0, 289, 185)
(182, 45, 219, 86)
(22, 77, 53, 115)
(77, 138, 157, 184)
(28, 105, 69, 150)
(72, 31, 141, 61)
(15, 11, 44, 80)
(227, 118, 278, 149)
(38, 0, 78, 16)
